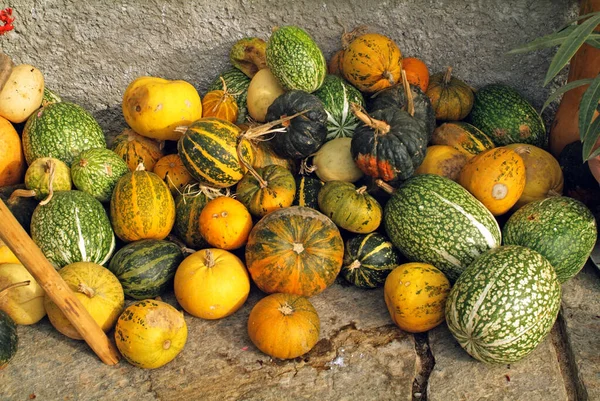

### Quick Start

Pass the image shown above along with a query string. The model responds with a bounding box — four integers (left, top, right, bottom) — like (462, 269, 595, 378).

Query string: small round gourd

(111, 128, 165, 171)
(426, 67, 474, 121)
(342, 232, 401, 288)
(0, 264, 46, 325)
(152, 154, 195, 196)
(235, 164, 296, 217)
(312, 137, 363, 182)
(199, 196, 253, 250)
(402, 57, 430, 92)
(246, 68, 285, 122)
(201, 78, 239, 123)
(71, 148, 130, 202)
(11, 157, 72, 204)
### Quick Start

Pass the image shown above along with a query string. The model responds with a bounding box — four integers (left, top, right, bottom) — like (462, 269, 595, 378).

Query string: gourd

(0, 116, 26, 187)
(402, 57, 430, 92)
(246, 68, 285, 122)
(199, 196, 253, 250)
(201, 77, 239, 123)
(426, 67, 474, 121)
(0, 239, 20, 265)
(327, 50, 344, 76)
(250, 139, 296, 172)
(342, 232, 401, 288)
(0, 265, 46, 325)
(71, 148, 130, 203)
(414, 145, 468, 182)
(229, 37, 267, 78)
(152, 154, 195, 196)
(292, 174, 323, 209)
(310, 137, 364, 182)
(111, 128, 165, 172)
(431, 122, 495, 159)
(173, 184, 220, 249)
(9, 157, 72, 205)
(0, 64, 45, 123)
(235, 164, 296, 218)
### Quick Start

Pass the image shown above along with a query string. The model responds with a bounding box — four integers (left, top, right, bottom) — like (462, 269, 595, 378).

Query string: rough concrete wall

(1, 0, 578, 137)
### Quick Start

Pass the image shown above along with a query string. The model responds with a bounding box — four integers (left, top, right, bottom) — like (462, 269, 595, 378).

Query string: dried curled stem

(350, 102, 391, 135)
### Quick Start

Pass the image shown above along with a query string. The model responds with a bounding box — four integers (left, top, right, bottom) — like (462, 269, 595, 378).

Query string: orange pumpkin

(342, 33, 402, 93)
(152, 154, 195, 196)
(235, 164, 296, 217)
(199, 196, 253, 250)
(0, 116, 26, 187)
(458, 147, 526, 216)
(328, 50, 344, 76)
(414, 145, 468, 181)
(201, 78, 239, 123)
(174, 248, 250, 319)
(247, 292, 320, 359)
(426, 67, 474, 121)
(402, 57, 430, 92)
(111, 128, 165, 171)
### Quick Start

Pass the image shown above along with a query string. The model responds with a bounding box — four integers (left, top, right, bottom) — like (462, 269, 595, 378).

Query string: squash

(431, 121, 495, 159)
(110, 165, 176, 242)
(199, 196, 253, 250)
(111, 128, 165, 171)
(115, 299, 187, 369)
(328, 50, 344, 76)
(342, 232, 401, 288)
(70, 148, 130, 203)
(402, 57, 430, 92)
(8, 157, 71, 207)
(318, 181, 382, 233)
(173, 184, 218, 249)
(0, 264, 46, 325)
(414, 145, 468, 181)
(152, 154, 195, 196)
(174, 248, 250, 319)
(265, 90, 328, 159)
(44, 262, 124, 340)
(311, 137, 363, 182)
(201, 77, 239, 123)
(0, 310, 17, 369)
(458, 147, 526, 216)
(505, 143, 564, 209)
(246, 68, 285, 122)
(245, 206, 344, 297)
(384, 262, 451, 333)
(235, 164, 296, 217)
(122, 76, 202, 141)
(229, 37, 267, 78)
(292, 174, 323, 209)
(0, 115, 26, 187)
(342, 33, 402, 93)
(250, 139, 296, 172)
(426, 67, 474, 121)
(0, 64, 44, 123)
(247, 292, 320, 359)
(0, 239, 20, 265)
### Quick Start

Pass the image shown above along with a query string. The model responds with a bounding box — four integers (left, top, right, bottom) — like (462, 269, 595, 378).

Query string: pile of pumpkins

(0, 24, 597, 371)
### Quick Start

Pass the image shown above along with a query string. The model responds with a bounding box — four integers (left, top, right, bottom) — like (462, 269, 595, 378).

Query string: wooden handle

(0, 199, 121, 365)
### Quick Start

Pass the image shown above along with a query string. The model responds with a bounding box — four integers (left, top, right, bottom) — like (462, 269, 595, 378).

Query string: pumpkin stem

(382, 70, 396, 86)
(350, 103, 391, 135)
(401, 70, 415, 117)
(348, 260, 362, 272)
(135, 162, 146, 172)
(163, 340, 171, 350)
(513, 145, 532, 156)
(356, 185, 368, 195)
(204, 249, 216, 268)
(8, 189, 37, 203)
(39, 159, 56, 206)
(299, 158, 317, 175)
(236, 138, 269, 189)
(443, 66, 453, 85)
(77, 282, 95, 298)
(292, 242, 305, 254)
(375, 179, 396, 194)
(341, 24, 368, 49)
(278, 302, 294, 316)
(79, 158, 89, 168)
(0, 280, 31, 297)
(174, 125, 189, 134)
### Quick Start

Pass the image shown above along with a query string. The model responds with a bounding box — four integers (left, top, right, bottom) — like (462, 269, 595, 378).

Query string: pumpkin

(246, 68, 285, 122)
(152, 154, 195, 196)
(384, 262, 451, 333)
(0, 239, 20, 265)
(235, 164, 296, 217)
(111, 128, 165, 171)
(342, 33, 402, 93)
(504, 144, 564, 209)
(199, 196, 253, 250)
(342, 232, 401, 288)
(10, 157, 71, 205)
(414, 145, 468, 181)
(328, 50, 344, 76)
(247, 292, 320, 359)
(292, 174, 323, 209)
(250, 138, 296, 172)
(0, 185, 37, 234)
(458, 147, 526, 216)
(0, 115, 26, 187)
(44, 262, 124, 340)
(201, 78, 239, 123)
(350, 104, 428, 182)
(229, 37, 267, 78)
(426, 67, 474, 121)
(431, 121, 495, 159)
(0, 64, 45, 124)
(174, 248, 250, 319)
(0, 264, 46, 325)
(402, 57, 430, 92)
(110, 165, 176, 242)
(245, 206, 344, 297)
(318, 181, 382, 234)
(115, 299, 187, 369)
(265, 90, 328, 159)
(122, 76, 203, 141)
(0, 310, 17, 369)
(310, 137, 363, 182)
(173, 185, 212, 249)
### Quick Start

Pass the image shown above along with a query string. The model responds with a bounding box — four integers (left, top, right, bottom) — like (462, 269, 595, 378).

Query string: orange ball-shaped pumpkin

(153, 153, 195, 196)
(201, 79, 239, 124)
(199, 196, 253, 250)
(402, 57, 430, 92)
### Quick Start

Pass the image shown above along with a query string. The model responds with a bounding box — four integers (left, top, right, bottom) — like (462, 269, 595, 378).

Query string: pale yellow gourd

(246, 68, 285, 122)
(0, 264, 46, 325)
(0, 64, 45, 123)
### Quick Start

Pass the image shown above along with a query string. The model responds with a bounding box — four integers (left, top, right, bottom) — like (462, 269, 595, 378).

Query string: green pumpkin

(293, 175, 323, 210)
(342, 232, 401, 288)
(174, 187, 210, 249)
(71, 148, 130, 202)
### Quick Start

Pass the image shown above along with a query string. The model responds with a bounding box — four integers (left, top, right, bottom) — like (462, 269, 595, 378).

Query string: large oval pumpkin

(245, 206, 344, 297)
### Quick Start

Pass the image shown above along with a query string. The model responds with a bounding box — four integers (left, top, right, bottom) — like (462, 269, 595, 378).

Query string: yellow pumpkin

(111, 128, 165, 171)
(342, 33, 402, 93)
(44, 262, 124, 340)
(174, 248, 250, 319)
(505, 143, 564, 210)
(384, 262, 451, 333)
(458, 147, 526, 216)
(414, 145, 468, 181)
(152, 154, 195, 196)
(115, 299, 187, 369)
(199, 196, 253, 250)
(122, 76, 203, 141)
(0, 115, 26, 187)
(0, 264, 46, 325)
(0, 239, 20, 265)
(247, 293, 320, 359)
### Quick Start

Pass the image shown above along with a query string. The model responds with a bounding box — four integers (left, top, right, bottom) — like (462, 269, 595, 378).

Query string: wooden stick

(0, 199, 121, 365)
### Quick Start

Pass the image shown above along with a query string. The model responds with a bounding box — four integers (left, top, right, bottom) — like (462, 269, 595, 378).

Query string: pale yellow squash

(246, 68, 285, 122)
(0, 64, 45, 123)
(0, 264, 46, 325)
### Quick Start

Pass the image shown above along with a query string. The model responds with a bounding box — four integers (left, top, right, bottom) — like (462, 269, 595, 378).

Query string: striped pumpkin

(152, 154, 195, 196)
(431, 122, 495, 159)
(236, 165, 296, 217)
(342, 232, 401, 288)
(173, 187, 210, 249)
(177, 118, 254, 188)
(112, 128, 165, 171)
(293, 175, 323, 210)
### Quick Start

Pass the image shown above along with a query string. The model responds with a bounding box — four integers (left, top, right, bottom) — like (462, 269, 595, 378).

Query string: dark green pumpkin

(0, 310, 18, 370)
(293, 175, 323, 209)
(108, 239, 184, 299)
(351, 107, 428, 183)
(0, 184, 38, 233)
(174, 188, 210, 249)
(342, 232, 401, 288)
(265, 90, 328, 159)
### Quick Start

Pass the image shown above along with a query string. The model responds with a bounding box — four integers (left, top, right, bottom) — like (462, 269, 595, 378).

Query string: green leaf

(582, 117, 600, 160)
(543, 13, 600, 86)
(586, 34, 600, 48)
(579, 74, 600, 142)
(558, 11, 600, 31)
(541, 78, 594, 112)
(508, 27, 575, 54)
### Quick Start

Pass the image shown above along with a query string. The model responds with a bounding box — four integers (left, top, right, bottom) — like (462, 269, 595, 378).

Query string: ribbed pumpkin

(201, 78, 239, 123)
(110, 165, 176, 242)
(245, 206, 344, 297)
(235, 164, 296, 217)
(199, 196, 253, 250)
(152, 154, 195, 196)
(458, 147, 526, 216)
(177, 118, 254, 188)
(247, 293, 320, 360)
(342, 232, 401, 288)
(414, 145, 468, 181)
(431, 122, 495, 159)
(115, 299, 187, 369)
(504, 144, 564, 209)
(342, 33, 402, 93)
(426, 67, 474, 121)
(318, 181, 382, 234)
(402, 57, 430, 92)
(111, 128, 165, 171)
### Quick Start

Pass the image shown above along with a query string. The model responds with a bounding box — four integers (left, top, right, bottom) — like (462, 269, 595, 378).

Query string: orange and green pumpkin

(111, 128, 165, 171)
(426, 67, 474, 121)
(201, 78, 239, 123)
(235, 164, 296, 217)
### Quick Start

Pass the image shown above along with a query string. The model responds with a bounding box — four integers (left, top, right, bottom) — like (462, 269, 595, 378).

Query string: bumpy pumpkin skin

(247, 293, 320, 359)
(426, 67, 474, 121)
(402, 57, 430, 92)
(414, 145, 468, 182)
(458, 147, 526, 216)
(199, 196, 253, 250)
(342, 33, 402, 93)
(384, 263, 451, 333)
(236, 165, 296, 217)
(122, 76, 202, 141)
(111, 128, 165, 172)
(0, 116, 26, 187)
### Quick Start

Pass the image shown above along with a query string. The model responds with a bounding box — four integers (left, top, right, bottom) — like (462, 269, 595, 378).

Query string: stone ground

(1, 262, 599, 401)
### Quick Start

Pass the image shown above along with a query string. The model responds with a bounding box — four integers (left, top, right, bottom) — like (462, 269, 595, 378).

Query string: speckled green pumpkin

(314, 75, 365, 140)
(384, 174, 501, 282)
(293, 175, 323, 210)
(174, 189, 209, 249)
(445, 245, 561, 364)
(235, 164, 296, 217)
(71, 148, 130, 202)
(41, 87, 62, 107)
(502, 196, 597, 283)
(0, 310, 18, 369)
(207, 68, 251, 125)
(342, 232, 401, 288)
(23, 157, 72, 200)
